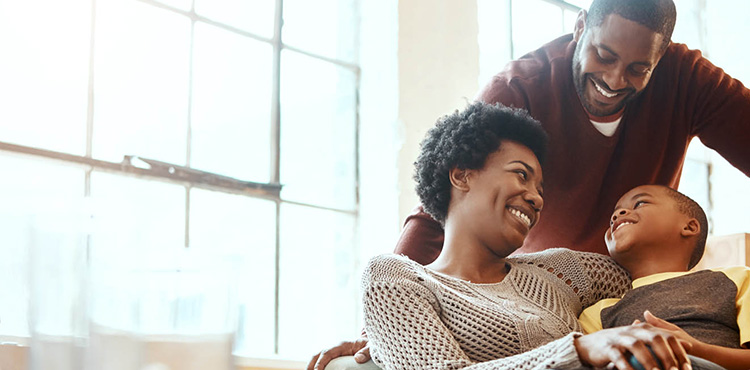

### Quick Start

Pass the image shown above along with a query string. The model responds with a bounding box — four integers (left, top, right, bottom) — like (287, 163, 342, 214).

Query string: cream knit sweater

(362, 248, 630, 370)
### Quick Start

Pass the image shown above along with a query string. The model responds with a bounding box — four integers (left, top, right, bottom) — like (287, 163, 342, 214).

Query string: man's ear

(573, 9, 587, 42)
(449, 168, 471, 192)
(680, 218, 700, 238)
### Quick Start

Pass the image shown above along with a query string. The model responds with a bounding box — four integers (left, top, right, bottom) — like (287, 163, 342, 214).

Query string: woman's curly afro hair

(414, 102, 548, 225)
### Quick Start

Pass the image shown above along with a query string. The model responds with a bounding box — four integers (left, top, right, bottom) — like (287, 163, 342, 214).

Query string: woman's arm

(363, 255, 690, 370)
(363, 273, 583, 370)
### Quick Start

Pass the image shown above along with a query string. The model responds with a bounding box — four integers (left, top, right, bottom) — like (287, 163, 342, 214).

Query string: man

(309, 0, 750, 368)
(395, 0, 750, 264)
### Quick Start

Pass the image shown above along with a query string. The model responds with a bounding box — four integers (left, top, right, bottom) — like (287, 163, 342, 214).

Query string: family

(310, 0, 750, 369)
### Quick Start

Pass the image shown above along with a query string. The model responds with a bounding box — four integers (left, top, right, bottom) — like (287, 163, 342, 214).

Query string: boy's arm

(578, 299, 617, 334)
(644, 311, 750, 370)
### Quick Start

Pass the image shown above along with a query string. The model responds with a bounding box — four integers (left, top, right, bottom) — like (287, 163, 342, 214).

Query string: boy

(579, 185, 750, 370)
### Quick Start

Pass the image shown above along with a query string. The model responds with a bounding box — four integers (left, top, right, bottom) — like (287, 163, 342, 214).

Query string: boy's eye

(634, 200, 647, 208)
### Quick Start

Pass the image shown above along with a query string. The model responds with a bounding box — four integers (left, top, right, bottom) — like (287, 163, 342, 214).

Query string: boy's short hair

(414, 102, 548, 225)
(658, 186, 709, 269)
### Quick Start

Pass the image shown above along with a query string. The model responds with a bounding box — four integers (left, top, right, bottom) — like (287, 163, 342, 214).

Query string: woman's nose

(525, 190, 544, 211)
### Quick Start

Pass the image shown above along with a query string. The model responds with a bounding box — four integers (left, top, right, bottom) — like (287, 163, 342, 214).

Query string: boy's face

(604, 185, 690, 264)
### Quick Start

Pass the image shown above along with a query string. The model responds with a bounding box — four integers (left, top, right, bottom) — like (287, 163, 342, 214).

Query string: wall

(396, 0, 480, 224)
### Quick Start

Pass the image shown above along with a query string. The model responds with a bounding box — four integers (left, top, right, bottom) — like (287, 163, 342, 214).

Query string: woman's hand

(306, 339, 371, 370)
(574, 321, 692, 370)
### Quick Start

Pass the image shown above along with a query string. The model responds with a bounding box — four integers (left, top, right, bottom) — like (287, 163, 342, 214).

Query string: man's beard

(572, 47, 639, 117)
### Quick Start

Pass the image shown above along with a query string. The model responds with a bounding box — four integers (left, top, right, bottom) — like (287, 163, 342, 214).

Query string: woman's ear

(449, 168, 471, 192)
(573, 9, 587, 42)
(681, 218, 700, 238)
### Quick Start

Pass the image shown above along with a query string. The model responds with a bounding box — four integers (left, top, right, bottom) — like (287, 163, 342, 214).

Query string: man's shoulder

(495, 34, 574, 82)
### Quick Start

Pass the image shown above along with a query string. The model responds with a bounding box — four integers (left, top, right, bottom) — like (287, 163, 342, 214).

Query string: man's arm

(392, 206, 443, 265)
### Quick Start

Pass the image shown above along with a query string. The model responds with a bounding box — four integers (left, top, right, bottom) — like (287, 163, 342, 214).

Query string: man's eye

(630, 66, 650, 76)
(596, 52, 615, 64)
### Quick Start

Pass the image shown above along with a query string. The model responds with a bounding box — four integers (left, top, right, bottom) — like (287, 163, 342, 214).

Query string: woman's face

(460, 140, 544, 255)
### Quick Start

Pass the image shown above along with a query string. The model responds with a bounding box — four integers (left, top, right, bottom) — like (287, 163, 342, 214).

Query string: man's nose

(603, 68, 627, 91)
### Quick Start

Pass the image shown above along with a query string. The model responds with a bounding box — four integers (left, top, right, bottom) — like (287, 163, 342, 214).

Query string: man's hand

(306, 339, 370, 370)
(574, 322, 692, 370)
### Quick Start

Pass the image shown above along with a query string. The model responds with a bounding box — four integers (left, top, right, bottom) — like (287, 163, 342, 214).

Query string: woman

(359, 102, 691, 370)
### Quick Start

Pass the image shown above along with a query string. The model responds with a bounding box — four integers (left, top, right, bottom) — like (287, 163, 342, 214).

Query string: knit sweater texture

(394, 34, 750, 263)
(362, 248, 631, 370)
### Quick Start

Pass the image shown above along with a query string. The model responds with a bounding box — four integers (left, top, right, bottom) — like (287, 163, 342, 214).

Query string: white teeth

(594, 80, 617, 98)
(509, 208, 531, 227)
(615, 221, 633, 232)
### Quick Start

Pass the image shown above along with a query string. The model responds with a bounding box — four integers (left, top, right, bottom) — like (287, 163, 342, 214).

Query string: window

(0, 0, 360, 361)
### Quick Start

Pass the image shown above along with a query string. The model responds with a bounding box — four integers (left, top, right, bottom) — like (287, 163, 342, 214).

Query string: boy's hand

(641, 310, 697, 353)
(574, 322, 692, 370)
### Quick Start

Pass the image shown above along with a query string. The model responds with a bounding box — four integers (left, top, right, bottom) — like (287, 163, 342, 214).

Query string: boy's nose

(610, 209, 627, 224)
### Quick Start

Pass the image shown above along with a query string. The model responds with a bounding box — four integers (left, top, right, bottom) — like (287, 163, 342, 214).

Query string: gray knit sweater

(362, 248, 631, 370)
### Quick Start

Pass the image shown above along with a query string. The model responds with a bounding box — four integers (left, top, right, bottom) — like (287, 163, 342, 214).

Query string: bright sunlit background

(0, 0, 747, 366)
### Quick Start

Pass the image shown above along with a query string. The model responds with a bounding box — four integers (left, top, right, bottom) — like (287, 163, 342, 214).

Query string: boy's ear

(680, 218, 700, 238)
(449, 168, 471, 192)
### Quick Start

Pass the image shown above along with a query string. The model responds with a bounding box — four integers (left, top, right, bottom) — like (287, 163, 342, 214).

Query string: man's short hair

(587, 0, 677, 51)
(658, 185, 709, 269)
(414, 102, 548, 225)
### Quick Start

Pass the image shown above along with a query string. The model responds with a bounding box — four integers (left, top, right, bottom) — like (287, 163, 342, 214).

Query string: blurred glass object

(88, 249, 239, 370)
(0, 154, 85, 338)
(28, 202, 92, 370)
(189, 188, 277, 357)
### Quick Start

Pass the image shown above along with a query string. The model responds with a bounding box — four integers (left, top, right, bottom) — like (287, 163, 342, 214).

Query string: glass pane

(0, 153, 85, 337)
(90, 172, 185, 263)
(277, 204, 357, 359)
(0, 0, 90, 154)
(189, 188, 277, 357)
(93, 0, 191, 164)
(195, 0, 276, 38)
(280, 50, 357, 210)
(155, 0, 192, 11)
(191, 22, 273, 183)
(564, 9, 579, 34)
(512, 0, 564, 58)
(678, 158, 710, 219)
(565, 0, 592, 9)
(283, 0, 357, 62)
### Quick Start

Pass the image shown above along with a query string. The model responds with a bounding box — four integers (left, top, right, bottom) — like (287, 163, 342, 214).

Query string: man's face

(572, 13, 667, 117)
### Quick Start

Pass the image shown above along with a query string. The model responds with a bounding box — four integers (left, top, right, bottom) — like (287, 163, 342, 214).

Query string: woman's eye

(515, 170, 528, 180)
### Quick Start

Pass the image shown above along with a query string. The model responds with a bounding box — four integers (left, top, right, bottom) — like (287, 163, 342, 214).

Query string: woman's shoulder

(508, 248, 628, 288)
(509, 248, 616, 268)
(364, 253, 426, 283)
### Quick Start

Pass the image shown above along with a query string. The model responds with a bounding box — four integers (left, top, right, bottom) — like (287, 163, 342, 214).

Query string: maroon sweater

(395, 34, 750, 264)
